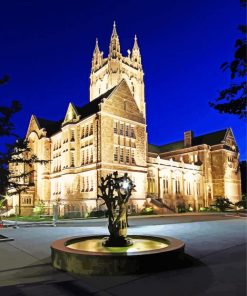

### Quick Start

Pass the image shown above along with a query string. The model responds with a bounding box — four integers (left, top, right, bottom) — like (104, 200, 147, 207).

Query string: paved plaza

(0, 214, 246, 295)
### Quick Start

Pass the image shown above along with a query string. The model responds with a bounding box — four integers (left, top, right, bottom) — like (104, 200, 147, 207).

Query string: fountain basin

(51, 235, 185, 275)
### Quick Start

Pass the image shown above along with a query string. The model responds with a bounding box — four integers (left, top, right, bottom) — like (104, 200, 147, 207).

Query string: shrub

(199, 206, 211, 212)
(235, 195, 247, 210)
(88, 210, 106, 218)
(188, 206, 194, 212)
(33, 200, 45, 216)
(140, 207, 154, 215)
(211, 197, 233, 212)
(64, 211, 81, 219)
(177, 204, 187, 213)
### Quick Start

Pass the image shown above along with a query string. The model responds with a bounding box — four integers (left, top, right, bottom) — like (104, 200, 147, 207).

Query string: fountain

(51, 172, 185, 275)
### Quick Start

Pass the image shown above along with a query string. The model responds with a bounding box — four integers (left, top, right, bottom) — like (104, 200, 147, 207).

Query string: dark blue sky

(0, 0, 246, 159)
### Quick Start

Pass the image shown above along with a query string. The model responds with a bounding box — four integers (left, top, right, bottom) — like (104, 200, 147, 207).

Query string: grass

(3, 216, 53, 222)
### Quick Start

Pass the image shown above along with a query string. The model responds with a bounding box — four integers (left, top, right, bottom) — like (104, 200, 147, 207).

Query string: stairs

(148, 195, 176, 214)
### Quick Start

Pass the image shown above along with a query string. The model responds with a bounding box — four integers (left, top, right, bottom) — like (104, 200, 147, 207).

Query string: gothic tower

(90, 22, 146, 117)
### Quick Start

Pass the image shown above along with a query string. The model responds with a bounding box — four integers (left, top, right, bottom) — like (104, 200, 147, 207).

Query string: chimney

(184, 131, 194, 147)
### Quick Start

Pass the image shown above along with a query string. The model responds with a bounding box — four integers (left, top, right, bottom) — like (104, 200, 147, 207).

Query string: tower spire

(91, 38, 103, 72)
(112, 21, 117, 37)
(94, 38, 100, 53)
(133, 34, 139, 50)
(109, 21, 121, 59)
(131, 34, 142, 69)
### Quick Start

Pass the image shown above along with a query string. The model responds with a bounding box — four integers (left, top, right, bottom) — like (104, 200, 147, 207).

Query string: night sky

(0, 0, 246, 159)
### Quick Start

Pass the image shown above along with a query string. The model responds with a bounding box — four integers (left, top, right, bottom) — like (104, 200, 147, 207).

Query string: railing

(148, 157, 202, 171)
(149, 196, 176, 213)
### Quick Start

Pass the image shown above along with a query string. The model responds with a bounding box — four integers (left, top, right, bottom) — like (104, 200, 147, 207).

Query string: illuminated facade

(10, 24, 241, 216)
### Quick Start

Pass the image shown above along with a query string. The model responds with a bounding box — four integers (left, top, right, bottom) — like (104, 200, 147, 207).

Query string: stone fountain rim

(50, 234, 185, 257)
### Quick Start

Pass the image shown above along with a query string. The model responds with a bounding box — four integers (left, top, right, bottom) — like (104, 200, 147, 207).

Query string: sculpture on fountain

(98, 171, 135, 247)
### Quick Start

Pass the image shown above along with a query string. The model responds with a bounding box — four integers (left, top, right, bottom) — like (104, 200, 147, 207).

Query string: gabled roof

(192, 129, 227, 146)
(36, 118, 62, 137)
(149, 128, 229, 154)
(34, 85, 117, 137)
(75, 85, 117, 120)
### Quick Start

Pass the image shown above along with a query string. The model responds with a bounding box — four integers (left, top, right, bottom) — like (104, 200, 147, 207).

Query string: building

(9, 23, 241, 216)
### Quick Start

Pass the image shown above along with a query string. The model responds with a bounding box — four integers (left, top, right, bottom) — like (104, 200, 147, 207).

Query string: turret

(91, 38, 103, 72)
(131, 35, 142, 69)
(109, 21, 121, 59)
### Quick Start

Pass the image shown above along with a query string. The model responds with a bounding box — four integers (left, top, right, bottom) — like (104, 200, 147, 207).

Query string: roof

(192, 129, 227, 146)
(36, 118, 62, 137)
(75, 86, 117, 120)
(148, 129, 228, 154)
(35, 86, 117, 137)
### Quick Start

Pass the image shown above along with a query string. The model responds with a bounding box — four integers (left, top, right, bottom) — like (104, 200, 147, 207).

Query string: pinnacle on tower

(92, 38, 103, 72)
(112, 21, 117, 37)
(94, 38, 100, 53)
(131, 34, 142, 68)
(109, 21, 121, 59)
(133, 35, 139, 50)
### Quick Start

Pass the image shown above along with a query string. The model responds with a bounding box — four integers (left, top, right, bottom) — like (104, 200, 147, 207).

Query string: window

(131, 150, 135, 164)
(85, 125, 89, 137)
(86, 177, 89, 191)
(22, 197, 32, 205)
(163, 178, 168, 193)
(81, 150, 84, 165)
(80, 176, 84, 192)
(125, 125, 129, 137)
(120, 147, 124, 162)
(126, 149, 130, 163)
(90, 147, 93, 163)
(186, 181, 191, 195)
(71, 152, 75, 167)
(90, 123, 93, 135)
(175, 179, 180, 194)
(90, 178, 93, 191)
(131, 126, 135, 138)
(120, 123, 124, 136)
(114, 121, 118, 134)
(114, 146, 118, 161)
(81, 127, 84, 139)
(85, 149, 88, 164)
(71, 130, 75, 142)
(148, 178, 155, 193)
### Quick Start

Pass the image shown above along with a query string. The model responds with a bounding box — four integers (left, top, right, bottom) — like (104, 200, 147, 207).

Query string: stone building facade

(9, 24, 241, 216)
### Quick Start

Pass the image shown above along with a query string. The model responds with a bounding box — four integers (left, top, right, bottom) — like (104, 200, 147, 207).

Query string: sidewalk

(0, 217, 246, 295)
(3, 211, 246, 227)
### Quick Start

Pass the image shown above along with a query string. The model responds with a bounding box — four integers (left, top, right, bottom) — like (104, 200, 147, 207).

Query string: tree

(0, 75, 48, 215)
(1, 139, 49, 215)
(98, 171, 135, 247)
(0, 75, 21, 198)
(0, 75, 21, 137)
(209, 23, 247, 121)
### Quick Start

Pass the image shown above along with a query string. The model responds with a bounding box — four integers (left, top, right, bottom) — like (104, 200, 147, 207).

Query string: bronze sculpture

(98, 171, 135, 247)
